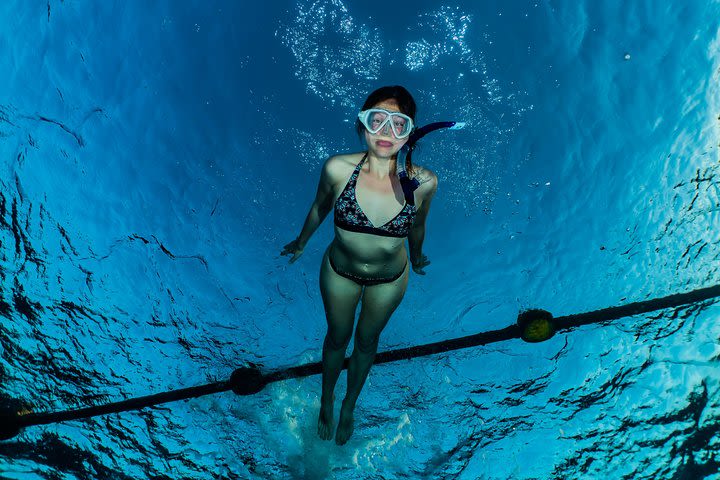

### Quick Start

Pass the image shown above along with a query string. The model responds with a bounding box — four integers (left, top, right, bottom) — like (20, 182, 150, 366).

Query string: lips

(376, 140, 393, 147)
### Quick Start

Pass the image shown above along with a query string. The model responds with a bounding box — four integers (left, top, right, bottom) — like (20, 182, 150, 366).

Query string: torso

(329, 152, 427, 278)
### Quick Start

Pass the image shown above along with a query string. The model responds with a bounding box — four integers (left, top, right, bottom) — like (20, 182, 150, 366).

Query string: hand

(411, 254, 430, 275)
(281, 238, 305, 264)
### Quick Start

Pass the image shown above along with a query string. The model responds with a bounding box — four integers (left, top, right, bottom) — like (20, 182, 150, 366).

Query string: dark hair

(355, 85, 417, 173)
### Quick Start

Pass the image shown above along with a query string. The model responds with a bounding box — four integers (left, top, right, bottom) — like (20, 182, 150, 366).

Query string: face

(363, 99, 411, 156)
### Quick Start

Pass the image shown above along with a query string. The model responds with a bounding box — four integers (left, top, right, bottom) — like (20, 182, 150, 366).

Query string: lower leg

(343, 338, 378, 409)
(321, 334, 348, 402)
(318, 334, 349, 440)
(335, 338, 377, 445)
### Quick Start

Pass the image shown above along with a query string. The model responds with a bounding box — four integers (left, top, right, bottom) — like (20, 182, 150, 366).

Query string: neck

(365, 151, 397, 178)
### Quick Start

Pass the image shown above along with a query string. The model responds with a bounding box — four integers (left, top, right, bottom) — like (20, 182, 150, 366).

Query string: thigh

(356, 263, 409, 343)
(319, 248, 363, 344)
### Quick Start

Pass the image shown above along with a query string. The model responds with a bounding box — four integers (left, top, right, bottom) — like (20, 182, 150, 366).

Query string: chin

(374, 146, 398, 157)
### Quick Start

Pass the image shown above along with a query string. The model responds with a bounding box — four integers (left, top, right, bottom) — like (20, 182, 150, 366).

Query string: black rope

(1, 283, 718, 441)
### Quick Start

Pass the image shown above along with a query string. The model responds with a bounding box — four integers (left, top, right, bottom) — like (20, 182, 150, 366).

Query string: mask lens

(368, 110, 388, 133)
(392, 116, 410, 137)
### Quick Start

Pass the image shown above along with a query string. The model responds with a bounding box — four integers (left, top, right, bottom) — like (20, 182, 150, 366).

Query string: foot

(335, 400, 355, 445)
(317, 395, 334, 440)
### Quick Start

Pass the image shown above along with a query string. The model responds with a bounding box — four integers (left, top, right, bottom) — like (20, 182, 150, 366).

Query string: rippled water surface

(1, 1, 719, 479)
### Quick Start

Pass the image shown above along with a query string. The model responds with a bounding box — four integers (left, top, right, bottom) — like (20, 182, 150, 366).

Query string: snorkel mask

(358, 108, 414, 139)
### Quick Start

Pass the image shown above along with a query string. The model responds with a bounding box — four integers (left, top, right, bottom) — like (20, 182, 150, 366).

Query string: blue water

(1, 0, 719, 478)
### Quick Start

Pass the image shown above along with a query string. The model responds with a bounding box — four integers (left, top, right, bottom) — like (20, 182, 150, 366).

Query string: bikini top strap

(351, 153, 368, 178)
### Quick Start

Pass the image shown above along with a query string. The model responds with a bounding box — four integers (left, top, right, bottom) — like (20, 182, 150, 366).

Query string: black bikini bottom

(329, 256, 406, 286)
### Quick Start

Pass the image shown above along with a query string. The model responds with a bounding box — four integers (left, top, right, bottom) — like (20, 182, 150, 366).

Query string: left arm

(408, 169, 438, 274)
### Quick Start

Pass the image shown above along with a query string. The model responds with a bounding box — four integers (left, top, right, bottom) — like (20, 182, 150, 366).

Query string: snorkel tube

(397, 121, 466, 205)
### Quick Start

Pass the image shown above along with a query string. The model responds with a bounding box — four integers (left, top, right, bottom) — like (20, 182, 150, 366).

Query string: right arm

(281, 157, 341, 262)
(297, 159, 337, 247)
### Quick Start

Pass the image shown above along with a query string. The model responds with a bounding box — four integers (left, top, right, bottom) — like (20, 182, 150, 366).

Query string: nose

(380, 121, 393, 136)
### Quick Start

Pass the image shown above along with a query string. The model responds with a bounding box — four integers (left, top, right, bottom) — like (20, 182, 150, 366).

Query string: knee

(325, 330, 352, 350)
(354, 334, 379, 354)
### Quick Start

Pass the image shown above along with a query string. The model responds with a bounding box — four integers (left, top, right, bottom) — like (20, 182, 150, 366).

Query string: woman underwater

(281, 85, 437, 445)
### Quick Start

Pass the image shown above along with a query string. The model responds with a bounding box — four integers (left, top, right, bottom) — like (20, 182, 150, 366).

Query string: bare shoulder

(322, 152, 363, 184)
(412, 164, 438, 197)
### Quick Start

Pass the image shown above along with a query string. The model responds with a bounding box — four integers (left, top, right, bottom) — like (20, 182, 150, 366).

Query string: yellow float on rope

(517, 309, 556, 343)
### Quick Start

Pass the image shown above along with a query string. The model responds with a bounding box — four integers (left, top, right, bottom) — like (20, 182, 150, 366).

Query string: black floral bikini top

(334, 154, 417, 238)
